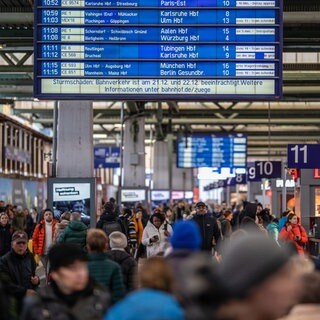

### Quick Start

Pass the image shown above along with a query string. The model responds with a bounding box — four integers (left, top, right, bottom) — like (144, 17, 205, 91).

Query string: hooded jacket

(58, 220, 87, 248)
(279, 222, 308, 254)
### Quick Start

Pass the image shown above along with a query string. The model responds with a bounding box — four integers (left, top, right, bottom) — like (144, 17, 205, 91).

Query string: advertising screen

(48, 178, 96, 227)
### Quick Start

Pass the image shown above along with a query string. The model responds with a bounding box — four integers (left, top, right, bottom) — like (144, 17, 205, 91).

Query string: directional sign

(177, 133, 247, 168)
(287, 144, 320, 169)
(94, 146, 120, 168)
(247, 161, 282, 181)
(34, 0, 283, 100)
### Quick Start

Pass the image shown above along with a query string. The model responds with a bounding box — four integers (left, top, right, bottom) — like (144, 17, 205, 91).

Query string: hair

(223, 209, 233, 218)
(287, 213, 296, 223)
(151, 212, 165, 225)
(86, 229, 108, 252)
(138, 257, 174, 293)
(70, 212, 81, 221)
(60, 211, 71, 221)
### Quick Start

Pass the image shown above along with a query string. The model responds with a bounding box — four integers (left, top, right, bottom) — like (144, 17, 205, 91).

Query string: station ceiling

(0, 0, 320, 161)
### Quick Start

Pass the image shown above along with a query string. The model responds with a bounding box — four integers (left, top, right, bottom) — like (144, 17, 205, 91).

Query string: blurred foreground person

(0, 231, 39, 313)
(215, 233, 311, 320)
(277, 271, 320, 320)
(86, 229, 125, 304)
(104, 257, 184, 320)
(21, 243, 110, 320)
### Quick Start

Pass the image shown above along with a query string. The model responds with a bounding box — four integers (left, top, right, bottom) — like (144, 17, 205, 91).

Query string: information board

(94, 146, 120, 168)
(34, 0, 282, 100)
(247, 160, 282, 181)
(287, 144, 320, 169)
(177, 133, 247, 168)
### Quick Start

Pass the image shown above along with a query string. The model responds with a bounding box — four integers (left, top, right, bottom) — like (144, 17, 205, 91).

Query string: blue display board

(94, 146, 120, 168)
(177, 133, 247, 168)
(34, 0, 283, 100)
(287, 144, 320, 169)
(247, 160, 282, 181)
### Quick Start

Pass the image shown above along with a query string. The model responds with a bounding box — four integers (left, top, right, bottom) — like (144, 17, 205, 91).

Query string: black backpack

(102, 220, 123, 236)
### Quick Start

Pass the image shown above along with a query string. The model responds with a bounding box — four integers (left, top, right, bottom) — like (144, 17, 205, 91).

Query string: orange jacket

(279, 223, 308, 255)
(132, 216, 144, 244)
(32, 219, 58, 255)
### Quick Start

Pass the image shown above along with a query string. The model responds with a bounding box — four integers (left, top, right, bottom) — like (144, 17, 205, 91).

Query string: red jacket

(279, 223, 308, 255)
(32, 219, 58, 255)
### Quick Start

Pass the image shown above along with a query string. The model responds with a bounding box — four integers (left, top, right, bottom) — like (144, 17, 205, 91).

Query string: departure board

(34, 0, 282, 100)
(177, 133, 247, 168)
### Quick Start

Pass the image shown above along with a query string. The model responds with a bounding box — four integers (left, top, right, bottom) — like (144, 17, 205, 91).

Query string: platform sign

(177, 133, 247, 168)
(287, 144, 320, 169)
(34, 0, 283, 100)
(247, 160, 282, 181)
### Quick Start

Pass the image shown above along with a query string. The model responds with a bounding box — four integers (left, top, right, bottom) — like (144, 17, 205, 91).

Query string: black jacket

(0, 250, 37, 299)
(191, 214, 221, 251)
(106, 250, 137, 292)
(21, 280, 110, 320)
(0, 224, 12, 256)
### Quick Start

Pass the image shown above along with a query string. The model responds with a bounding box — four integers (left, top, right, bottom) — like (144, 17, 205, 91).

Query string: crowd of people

(0, 198, 319, 320)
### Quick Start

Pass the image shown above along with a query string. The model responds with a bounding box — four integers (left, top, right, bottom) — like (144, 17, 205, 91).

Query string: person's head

(215, 234, 308, 320)
(170, 220, 202, 251)
(224, 209, 233, 221)
(86, 229, 108, 252)
(43, 209, 53, 223)
(48, 243, 89, 294)
(256, 203, 263, 214)
(164, 207, 172, 219)
(123, 207, 133, 218)
(178, 200, 184, 209)
(287, 213, 298, 225)
(0, 200, 5, 208)
(103, 202, 114, 215)
(195, 202, 207, 215)
(151, 212, 165, 229)
(11, 231, 28, 255)
(70, 211, 81, 222)
(0, 213, 9, 226)
(243, 202, 258, 220)
(60, 211, 71, 222)
(134, 208, 143, 220)
(138, 257, 174, 293)
(109, 197, 116, 204)
(297, 271, 320, 304)
(109, 231, 127, 250)
(23, 208, 29, 216)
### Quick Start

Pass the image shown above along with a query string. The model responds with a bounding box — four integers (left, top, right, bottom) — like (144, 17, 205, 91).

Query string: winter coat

(279, 223, 308, 255)
(97, 212, 127, 236)
(12, 212, 26, 232)
(142, 221, 172, 257)
(32, 219, 58, 256)
(0, 224, 12, 256)
(104, 289, 184, 320)
(132, 216, 144, 244)
(53, 220, 69, 243)
(58, 220, 87, 248)
(21, 280, 110, 320)
(88, 252, 125, 304)
(267, 222, 280, 246)
(219, 216, 232, 239)
(191, 214, 221, 251)
(278, 216, 288, 232)
(106, 249, 137, 293)
(277, 304, 320, 320)
(0, 250, 38, 305)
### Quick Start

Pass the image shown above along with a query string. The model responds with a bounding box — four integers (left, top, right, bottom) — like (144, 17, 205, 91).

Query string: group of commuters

(0, 198, 319, 320)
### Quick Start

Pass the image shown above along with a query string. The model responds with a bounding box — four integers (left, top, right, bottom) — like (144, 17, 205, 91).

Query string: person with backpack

(97, 203, 126, 237)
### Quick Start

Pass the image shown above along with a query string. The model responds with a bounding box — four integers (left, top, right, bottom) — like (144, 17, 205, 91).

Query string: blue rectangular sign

(34, 0, 283, 100)
(247, 161, 282, 181)
(177, 133, 247, 169)
(94, 146, 120, 168)
(287, 144, 320, 169)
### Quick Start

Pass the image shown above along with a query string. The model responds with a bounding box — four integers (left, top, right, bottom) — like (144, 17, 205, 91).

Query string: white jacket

(142, 221, 173, 257)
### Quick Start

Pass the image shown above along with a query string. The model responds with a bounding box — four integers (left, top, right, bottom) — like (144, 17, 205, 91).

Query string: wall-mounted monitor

(151, 190, 170, 201)
(48, 178, 96, 227)
(177, 133, 247, 169)
(121, 188, 147, 203)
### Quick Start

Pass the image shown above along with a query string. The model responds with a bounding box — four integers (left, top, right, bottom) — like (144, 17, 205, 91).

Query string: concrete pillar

(153, 140, 169, 189)
(123, 117, 145, 187)
(56, 101, 93, 177)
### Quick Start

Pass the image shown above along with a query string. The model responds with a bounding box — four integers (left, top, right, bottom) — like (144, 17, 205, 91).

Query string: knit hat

(170, 220, 202, 251)
(216, 233, 294, 299)
(48, 243, 88, 271)
(109, 231, 127, 249)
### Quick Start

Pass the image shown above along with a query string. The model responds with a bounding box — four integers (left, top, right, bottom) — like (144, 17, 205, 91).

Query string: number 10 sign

(287, 144, 320, 168)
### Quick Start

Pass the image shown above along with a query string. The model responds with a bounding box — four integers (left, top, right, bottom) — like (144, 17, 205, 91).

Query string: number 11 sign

(287, 144, 320, 168)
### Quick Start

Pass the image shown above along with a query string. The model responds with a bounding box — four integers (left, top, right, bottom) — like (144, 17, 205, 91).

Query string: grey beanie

(109, 231, 127, 249)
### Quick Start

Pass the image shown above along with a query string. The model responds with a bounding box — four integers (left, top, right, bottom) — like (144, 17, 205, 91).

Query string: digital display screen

(34, 0, 282, 100)
(177, 133, 247, 168)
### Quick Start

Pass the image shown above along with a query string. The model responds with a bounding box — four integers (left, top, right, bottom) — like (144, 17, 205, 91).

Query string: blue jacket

(104, 289, 184, 320)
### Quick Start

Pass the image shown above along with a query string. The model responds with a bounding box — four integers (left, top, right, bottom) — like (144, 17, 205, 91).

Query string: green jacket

(88, 252, 125, 304)
(58, 220, 87, 248)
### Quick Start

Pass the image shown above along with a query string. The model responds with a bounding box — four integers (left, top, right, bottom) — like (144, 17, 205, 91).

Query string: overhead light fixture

(0, 43, 6, 49)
